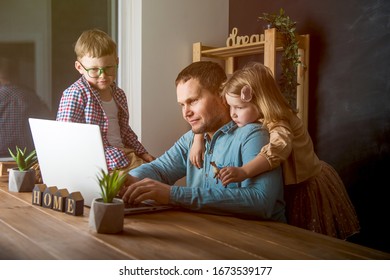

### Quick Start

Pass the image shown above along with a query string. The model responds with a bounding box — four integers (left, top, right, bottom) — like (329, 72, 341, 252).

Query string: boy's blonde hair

(222, 62, 295, 126)
(74, 29, 117, 59)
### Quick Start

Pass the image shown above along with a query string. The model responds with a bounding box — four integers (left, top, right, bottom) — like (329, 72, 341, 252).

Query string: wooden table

(1, 182, 389, 260)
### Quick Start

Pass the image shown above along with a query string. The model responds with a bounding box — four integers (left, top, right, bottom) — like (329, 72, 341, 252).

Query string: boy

(56, 29, 154, 171)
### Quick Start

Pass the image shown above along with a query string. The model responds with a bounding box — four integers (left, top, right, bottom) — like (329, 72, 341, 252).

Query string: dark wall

(51, 0, 110, 111)
(229, 0, 390, 253)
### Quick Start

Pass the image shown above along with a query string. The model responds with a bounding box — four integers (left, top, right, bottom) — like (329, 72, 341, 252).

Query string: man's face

(177, 78, 228, 136)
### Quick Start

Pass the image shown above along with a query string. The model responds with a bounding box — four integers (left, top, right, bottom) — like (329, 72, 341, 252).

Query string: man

(121, 61, 285, 222)
(0, 57, 50, 156)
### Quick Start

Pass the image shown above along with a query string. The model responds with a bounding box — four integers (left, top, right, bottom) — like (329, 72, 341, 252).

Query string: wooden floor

(1, 181, 389, 260)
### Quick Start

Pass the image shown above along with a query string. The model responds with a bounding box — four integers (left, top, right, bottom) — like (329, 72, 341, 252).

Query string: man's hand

(121, 178, 171, 205)
(118, 174, 139, 197)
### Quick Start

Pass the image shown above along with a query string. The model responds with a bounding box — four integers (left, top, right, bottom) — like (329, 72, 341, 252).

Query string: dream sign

(226, 27, 265, 47)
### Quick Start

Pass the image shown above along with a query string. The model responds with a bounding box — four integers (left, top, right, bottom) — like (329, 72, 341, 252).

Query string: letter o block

(42, 186, 58, 209)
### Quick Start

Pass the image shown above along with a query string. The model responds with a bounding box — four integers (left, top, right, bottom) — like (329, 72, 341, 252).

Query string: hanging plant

(259, 8, 301, 109)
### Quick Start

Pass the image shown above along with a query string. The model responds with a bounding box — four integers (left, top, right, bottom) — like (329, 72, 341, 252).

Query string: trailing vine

(259, 8, 301, 109)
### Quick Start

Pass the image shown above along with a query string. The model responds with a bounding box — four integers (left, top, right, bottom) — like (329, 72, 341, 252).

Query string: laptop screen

(29, 118, 107, 206)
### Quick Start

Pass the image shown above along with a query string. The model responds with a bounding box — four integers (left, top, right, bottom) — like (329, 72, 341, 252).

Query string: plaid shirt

(56, 76, 148, 170)
(0, 84, 33, 156)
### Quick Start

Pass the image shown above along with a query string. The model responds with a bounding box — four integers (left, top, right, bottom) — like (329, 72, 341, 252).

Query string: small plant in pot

(8, 146, 38, 192)
(89, 168, 127, 234)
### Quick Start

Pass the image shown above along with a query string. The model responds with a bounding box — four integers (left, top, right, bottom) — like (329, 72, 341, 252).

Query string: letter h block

(32, 184, 47, 206)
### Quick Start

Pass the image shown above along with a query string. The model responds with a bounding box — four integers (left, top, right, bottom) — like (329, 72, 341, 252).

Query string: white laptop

(29, 118, 172, 214)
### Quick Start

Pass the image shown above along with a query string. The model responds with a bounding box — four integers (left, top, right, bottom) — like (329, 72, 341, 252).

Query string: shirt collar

(220, 120, 237, 134)
(203, 120, 237, 141)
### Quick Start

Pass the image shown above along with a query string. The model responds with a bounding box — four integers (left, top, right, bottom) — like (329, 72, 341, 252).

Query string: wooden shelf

(198, 42, 282, 58)
(193, 28, 310, 129)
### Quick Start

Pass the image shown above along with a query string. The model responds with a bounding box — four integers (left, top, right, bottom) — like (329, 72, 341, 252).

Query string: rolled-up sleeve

(260, 121, 293, 170)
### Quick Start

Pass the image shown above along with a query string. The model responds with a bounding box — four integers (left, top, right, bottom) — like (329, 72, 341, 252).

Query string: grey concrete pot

(89, 198, 124, 234)
(8, 168, 36, 192)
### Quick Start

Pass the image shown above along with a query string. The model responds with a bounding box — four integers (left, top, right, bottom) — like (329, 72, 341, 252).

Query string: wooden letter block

(52, 188, 69, 212)
(32, 184, 47, 206)
(42, 186, 58, 209)
(65, 192, 84, 216)
(31, 186, 85, 216)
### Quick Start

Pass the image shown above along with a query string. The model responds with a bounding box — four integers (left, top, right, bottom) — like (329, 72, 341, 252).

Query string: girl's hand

(189, 134, 205, 169)
(190, 149, 204, 169)
(219, 166, 248, 186)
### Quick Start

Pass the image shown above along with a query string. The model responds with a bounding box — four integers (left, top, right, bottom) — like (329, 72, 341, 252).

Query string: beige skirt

(284, 161, 360, 240)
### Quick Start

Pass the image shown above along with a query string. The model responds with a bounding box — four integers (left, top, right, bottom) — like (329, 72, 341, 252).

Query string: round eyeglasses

(78, 61, 118, 78)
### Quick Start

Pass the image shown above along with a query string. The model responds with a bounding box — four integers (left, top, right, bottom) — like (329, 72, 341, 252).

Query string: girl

(190, 62, 360, 239)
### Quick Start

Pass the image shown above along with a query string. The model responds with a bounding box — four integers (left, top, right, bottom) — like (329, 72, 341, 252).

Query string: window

(0, 0, 116, 112)
(0, 0, 116, 156)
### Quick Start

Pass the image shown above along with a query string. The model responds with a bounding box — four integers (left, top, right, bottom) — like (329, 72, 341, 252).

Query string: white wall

(118, 0, 229, 157)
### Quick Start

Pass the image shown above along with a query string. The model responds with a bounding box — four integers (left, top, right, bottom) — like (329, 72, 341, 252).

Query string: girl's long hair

(222, 62, 295, 126)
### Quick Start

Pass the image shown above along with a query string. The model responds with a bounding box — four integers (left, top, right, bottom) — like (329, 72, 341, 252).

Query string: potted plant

(89, 169, 127, 234)
(8, 146, 38, 192)
(259, 8, 301, 109)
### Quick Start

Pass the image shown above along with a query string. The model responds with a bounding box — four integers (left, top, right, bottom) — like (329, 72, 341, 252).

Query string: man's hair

(74, 29, 117, 59)
(175, 61, 227, 95)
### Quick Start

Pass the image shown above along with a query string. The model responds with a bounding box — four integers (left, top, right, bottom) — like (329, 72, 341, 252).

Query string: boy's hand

(139, 152, 155, 162)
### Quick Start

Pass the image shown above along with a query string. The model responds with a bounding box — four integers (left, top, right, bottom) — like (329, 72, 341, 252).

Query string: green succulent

(96, 169, 127, 203)
(8, 146, 38, 171)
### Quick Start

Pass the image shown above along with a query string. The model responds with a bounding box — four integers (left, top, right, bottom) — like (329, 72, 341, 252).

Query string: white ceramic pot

(89, 198, 124, 234)
(8, 168, 36, 192)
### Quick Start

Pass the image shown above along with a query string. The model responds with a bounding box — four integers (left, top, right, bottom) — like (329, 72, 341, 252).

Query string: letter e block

(65, 192, 84, 216)
(32, 184, 47, 206)
(52, 188, 70, 212)
(42, 186, 58, 209)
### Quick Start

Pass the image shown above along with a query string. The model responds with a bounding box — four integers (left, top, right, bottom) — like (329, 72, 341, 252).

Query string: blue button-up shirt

(130, 121, 286, 222)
